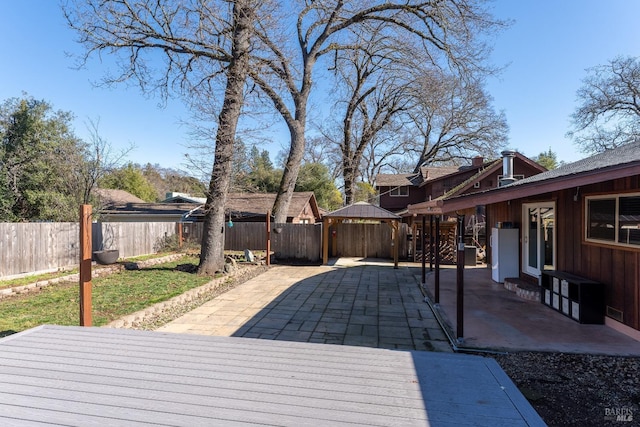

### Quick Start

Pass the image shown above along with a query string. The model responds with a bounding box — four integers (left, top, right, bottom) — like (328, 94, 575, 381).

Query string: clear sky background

(1, 1, 639, 173)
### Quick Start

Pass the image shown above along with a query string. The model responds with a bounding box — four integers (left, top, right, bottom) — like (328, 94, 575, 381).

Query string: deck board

(0, 325, 545, 426)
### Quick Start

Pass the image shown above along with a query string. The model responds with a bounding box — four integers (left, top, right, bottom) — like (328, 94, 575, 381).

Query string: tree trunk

(343, 161, 356, 206)
(198, 2, 252, 275)
(272, 122, 305, 223)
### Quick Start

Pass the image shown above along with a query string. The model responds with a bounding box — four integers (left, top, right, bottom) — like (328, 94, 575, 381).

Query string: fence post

(266, 210, 271, 266)
(79, 204, 92, 327)
(456, 214, 465, 342)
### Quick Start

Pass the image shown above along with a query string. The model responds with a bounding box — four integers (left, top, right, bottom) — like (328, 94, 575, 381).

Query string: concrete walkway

(158, 258, 452, 352)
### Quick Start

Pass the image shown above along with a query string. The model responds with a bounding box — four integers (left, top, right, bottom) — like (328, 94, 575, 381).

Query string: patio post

(456, 214, 465, 341)
(266, 210, 271, 266)
(79, 204, 92, 327)
(435, 216, 440, 303)
(429, 215, 434, 272)
(421, 215, 426, 284)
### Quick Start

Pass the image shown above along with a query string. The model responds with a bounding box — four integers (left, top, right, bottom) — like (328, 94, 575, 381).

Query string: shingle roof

(408, 141, 640, 215)
(101, 192, 320, 220)
(375, 173, 419, 187)
(226, 192, 317, 219)
(375, 165, 471, 188)
(94, 188, 146, 205)
(325, 202, 400, 220)
(504, 140, 640, 188)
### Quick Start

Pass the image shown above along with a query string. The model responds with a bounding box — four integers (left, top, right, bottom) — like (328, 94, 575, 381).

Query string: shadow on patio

(225, 259, 451, 352)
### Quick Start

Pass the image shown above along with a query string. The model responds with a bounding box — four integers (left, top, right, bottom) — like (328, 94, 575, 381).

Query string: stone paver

(158, 258, 452, 351)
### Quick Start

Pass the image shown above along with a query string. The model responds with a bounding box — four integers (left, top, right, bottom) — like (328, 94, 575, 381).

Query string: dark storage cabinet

(541, 270, 605, 324)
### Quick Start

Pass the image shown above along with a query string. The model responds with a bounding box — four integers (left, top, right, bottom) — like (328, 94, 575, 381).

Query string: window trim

(585, 192, 640, 250)
(390, 186, 409, 197)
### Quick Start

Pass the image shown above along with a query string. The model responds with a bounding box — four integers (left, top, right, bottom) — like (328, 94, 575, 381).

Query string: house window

(390, 186, 409, 197)
(586, 193, 640, 248)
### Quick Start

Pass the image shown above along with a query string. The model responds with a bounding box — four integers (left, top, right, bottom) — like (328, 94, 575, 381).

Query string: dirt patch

(489, 351, 639, 426)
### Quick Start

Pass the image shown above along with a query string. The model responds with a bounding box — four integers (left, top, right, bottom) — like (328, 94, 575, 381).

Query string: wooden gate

(330, 223, 408, 259)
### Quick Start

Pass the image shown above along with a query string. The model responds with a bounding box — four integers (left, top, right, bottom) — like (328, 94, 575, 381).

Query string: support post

(322, 218, 329, 265)
(79, 204, 92, 327)
(421, 215, 426, 284)
(434, 216, 440, 303)
(392, 221, 399, 269)
(456, 214, 466, 342)
(177, 222, 183, 248)
(429, 215, 434, 272)
(266, 210, 271, 266)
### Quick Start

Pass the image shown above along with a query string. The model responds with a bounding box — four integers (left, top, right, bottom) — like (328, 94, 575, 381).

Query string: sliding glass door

(523, 202, 555, 277)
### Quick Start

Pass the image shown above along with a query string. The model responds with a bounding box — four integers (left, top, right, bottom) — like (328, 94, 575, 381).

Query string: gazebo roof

(324, 202, 400, 220)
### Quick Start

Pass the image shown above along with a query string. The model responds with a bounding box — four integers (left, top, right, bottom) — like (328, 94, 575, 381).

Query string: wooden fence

(187, 222, 408, 262)
(92, 222, 177, 258)
(0, 222, 177, 279)
(0, 220, 409, 279)
(185, 222, 323, 262)
(330, 223, 409, 259)
(0, 222, 79, 279)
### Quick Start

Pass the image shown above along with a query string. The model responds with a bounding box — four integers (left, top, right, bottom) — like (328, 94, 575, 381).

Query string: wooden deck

(0, 325, 544, 426)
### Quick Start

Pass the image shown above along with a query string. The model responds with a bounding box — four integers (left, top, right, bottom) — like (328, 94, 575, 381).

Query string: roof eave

(409, 162, 640, 215)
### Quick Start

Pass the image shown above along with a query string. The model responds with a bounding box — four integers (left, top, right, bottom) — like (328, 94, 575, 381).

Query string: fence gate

(330, 223, 408, 259)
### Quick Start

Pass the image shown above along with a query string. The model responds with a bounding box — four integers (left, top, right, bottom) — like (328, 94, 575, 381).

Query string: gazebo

(322, 202, 401, 268)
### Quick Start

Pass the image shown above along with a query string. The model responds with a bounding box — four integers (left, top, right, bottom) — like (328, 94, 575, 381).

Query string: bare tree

(326, 29, 411, 205)
(568, 56, 640, 154)
(303, 135, 342, 180)
(65, 0, 260, 274)
(360, 129, 412, 183)
(249, 0, 504, 221)
(406, 68, 508, 172)
(78, 118, 133, 206)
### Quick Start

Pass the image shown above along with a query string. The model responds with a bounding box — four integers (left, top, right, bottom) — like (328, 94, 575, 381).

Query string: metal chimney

(499, 150, 517, 186)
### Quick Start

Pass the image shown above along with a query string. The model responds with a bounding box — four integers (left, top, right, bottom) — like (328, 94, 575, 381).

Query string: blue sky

(1, 1, 639, 172)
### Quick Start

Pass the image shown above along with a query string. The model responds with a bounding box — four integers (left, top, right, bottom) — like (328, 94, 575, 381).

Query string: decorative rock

(244, 249, 255, 263)
(223, 263, 234, 274)
(225, 256, 237, 268)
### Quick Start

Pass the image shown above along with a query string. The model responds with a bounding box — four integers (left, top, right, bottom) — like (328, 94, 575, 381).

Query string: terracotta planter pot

(93, 249, 120, 265)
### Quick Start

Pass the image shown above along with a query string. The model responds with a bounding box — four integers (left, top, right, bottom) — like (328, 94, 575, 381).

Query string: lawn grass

(0, 256, 211, 336)
(0, 268, 80, 290)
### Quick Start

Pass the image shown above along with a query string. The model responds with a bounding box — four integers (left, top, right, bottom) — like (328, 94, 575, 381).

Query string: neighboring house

(93, 188, 146, 206)
(225, 192, 321, 224)
(376, 166, 458, 213)
(378, 152, 546, 260)
(100, 191, 321, 224)
(376, 151, 546, 215)
(162, 192, 207, 204)
(408, 141, 640, 340)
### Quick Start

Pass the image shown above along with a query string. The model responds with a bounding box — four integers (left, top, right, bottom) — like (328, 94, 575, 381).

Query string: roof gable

(436, 152, 546, 199)
(408, 141, 640, 215)
(226, 192, 320, 219)
(325, 202, 400, 220)
(94, 188, 146, 205)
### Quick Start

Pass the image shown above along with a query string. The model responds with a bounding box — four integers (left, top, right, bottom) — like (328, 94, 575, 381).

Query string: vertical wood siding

(486, 176, 640, 331)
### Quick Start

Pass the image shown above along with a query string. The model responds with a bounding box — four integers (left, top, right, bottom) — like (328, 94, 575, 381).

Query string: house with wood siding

(376, 153, 546, 215)
(100, 192, 321, 224)
(408, 141, 640, 340)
